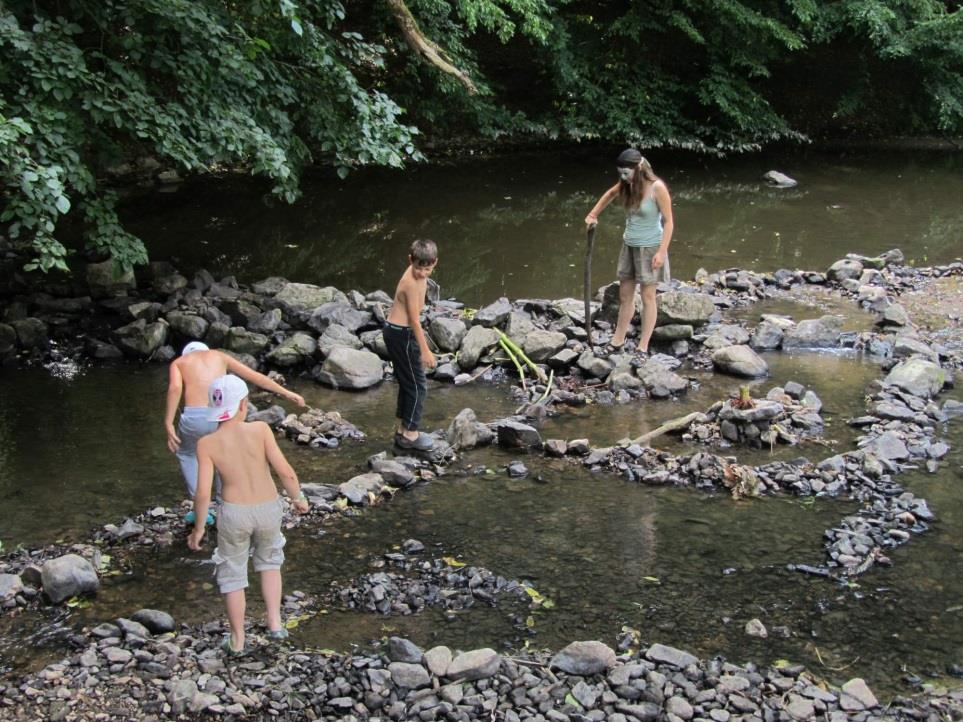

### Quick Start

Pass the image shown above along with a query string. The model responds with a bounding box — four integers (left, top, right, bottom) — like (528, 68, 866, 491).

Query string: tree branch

(385, 0, 478, 95)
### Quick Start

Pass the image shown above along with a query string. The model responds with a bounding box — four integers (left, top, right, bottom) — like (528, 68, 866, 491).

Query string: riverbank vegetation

(1, 0, 961, 271)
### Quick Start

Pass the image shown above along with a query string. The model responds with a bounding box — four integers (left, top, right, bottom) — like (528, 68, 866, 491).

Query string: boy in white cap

(187, 374, 310, 654)
(164, 341, 306, 523)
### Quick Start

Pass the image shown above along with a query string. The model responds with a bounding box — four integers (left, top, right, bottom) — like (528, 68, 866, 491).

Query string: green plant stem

(498, 337, 527, 390)
(497, 332, 548, 383)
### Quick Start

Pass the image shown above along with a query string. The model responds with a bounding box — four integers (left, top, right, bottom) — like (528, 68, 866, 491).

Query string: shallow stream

(1, 147, 962, 695)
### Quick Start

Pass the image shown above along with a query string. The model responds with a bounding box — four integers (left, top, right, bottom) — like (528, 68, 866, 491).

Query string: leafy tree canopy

(1, 0, 960, 272)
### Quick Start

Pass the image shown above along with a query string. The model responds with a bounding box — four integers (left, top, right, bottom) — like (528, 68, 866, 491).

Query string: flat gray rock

(550, 640, 616, 675)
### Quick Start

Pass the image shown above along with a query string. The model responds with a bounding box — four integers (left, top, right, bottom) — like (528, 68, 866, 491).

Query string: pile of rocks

(328, 545, 535, 616)
(4, 615, 959, 722)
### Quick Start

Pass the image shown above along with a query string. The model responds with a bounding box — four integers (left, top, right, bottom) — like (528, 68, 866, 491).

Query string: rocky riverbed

(1, 246, 961, 718)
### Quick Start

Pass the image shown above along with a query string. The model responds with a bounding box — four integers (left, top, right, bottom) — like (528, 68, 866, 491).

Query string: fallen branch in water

(459, 364, 493, 385)
(631, 411, 708, 446)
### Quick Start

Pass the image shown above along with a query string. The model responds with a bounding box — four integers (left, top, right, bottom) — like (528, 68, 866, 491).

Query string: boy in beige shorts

(187, 374, 310, 654)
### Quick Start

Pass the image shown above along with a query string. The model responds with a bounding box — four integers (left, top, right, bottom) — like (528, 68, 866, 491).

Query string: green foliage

(0, 0, 423, 272)
(1, 1, 960, 272)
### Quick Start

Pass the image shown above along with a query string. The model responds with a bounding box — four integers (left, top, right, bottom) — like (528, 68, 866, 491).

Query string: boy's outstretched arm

(164, 363, 184, 452)
(188, 441, 215, 549)
(405, 286, 436, 369)
(222, 353, 307, 407)
(262, 423, 309, 513)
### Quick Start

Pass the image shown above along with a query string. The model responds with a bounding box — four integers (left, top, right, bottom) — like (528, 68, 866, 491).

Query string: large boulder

(314, 347, 384, 389)
(505, 312, 536, 347)
(474, 298, 511, 327)
(86, 260, 136, 298)
(307, 302, 373, 334)
(0, 323, 16, 356)
(827, 259, 864, 282)
(113, 318, 169, 357)
(317, 324, 363, 356)
(226, 327, 270, 355)
(550, 641, 616, 675)
(266, 332, 317, 367)
(750, 322, 784, 350)
(782, 315, 843, 349)
(41, 554, 99, 604)
(458, 326, 500, 370)
(272, 283, 347, 322)
(430, 317, 467, 352)
(447, 408, 487, 450)
(522, 330, 567, 363)
(11, 318, 48, 349)
(165, 311, 209, 340)
(339, 473, 385, 504)
(577, 349, 613, 380)
(0, 574, 23, 600)
(496, 420, 542, 448)
(711, 345, 769, 378)
(446, 649, 501, 681)
(884, 358, 946, 398)
(656, 291, 715, 327)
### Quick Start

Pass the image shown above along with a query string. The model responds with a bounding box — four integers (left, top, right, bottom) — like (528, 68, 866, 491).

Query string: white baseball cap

(182, 341, 210, 355)
(207, 374, 249, 422)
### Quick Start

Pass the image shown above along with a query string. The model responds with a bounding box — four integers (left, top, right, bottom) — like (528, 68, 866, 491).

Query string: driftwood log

(631, 411, 708, 446)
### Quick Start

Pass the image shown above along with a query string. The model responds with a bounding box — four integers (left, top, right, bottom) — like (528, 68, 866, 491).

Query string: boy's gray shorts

(211, 497, 285, 594)
(617, 245, 670, 285)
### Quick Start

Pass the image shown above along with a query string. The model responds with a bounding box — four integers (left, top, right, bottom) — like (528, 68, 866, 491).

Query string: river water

(1, 147, 961, 694)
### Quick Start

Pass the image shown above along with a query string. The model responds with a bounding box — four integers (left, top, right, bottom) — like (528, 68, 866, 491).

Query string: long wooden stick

(584, 224, 596, 346)
(631, 411, 708, 445)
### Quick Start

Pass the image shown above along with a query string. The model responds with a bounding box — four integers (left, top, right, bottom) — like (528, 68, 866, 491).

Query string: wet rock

(308, 301, 373, 334)
(548, 347, 580, 369)
(314, 347, 384, 389)
(750, 322, 783, 350)
(550, 640, 616, 675)
(226, 327, 270, 355)
(249, 308, 283, 334)
(523, 330, 567, 362)
(425, 646, 452, 676)
(884, 358, 945, 398)
(86, 260, 136, 298)
(370, 458, 416, 487)
(360, 329, 388, 358)
(719, 400, 782, 423)
(545, 439, 568, 457)
(711, 345, 769, 378)
(861, 431, 909, 461)
(745, 619, 767, 638)
(251, 276, 287, 296)
(115, 617, 151, 639)
(165, 311, 209, 340)
(657, 291, 715, 327)
(389, 637, 424, 663)
(11, 318, 48, 349)
(782, 315, 843, 349)
(272, 283, 347, 322)
(496, 420, 542, 448)
(645, 643, 698, 668)
(474, 297, 511, 327)
(317, 323, 364, 356)
(0, 574, 23, 600)
(0, 323, 17, 356)
(41, 554, 99, 604)
(827, 259, 863, 282)
(446, 648, 501, 681)
(893, 335, 939, 361)
(447, 408, 485, 450)
(389, 661, 430, 689)
(616, 702, 661, 721)
(113, 318, 169, 357)
(701, 324, 750, 349)
(339, 473, 385, 504)
(458, 326, 500, 370)
(666, 696, 694, 720)
(578, 349, 613, 379)
(652, 324, 694, 341)
(840, 678, 878, 711)
(763, 170, 797, 187)
(266, 332, 317, 367)
(879, 303, 910, 327)
(131, 609, 175, 634)
(430, 317, 467, 352)
(507, 461, 529, 477)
